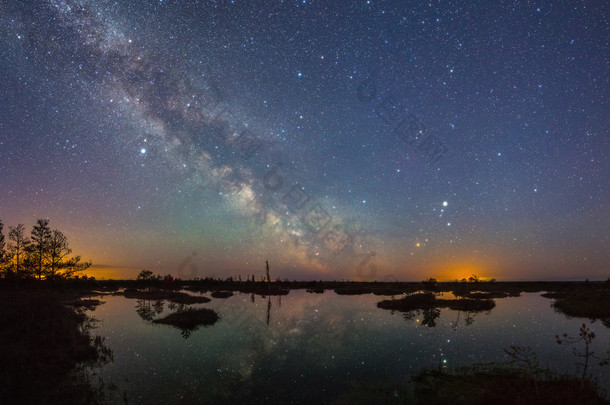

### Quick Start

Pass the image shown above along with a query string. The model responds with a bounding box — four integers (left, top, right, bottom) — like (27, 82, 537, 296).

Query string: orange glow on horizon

(84, 266, 141, 280)
(434, 265, 491, 282)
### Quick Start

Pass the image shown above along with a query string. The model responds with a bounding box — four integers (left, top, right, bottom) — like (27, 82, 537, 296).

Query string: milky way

(1, 1, 608, 280)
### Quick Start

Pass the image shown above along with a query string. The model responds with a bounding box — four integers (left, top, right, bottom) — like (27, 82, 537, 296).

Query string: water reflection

(153, 307, 219, 338)
(130, 292, 220, 338)
(135, 298, 164, 322)
(421, 308, 441, 327)
(130, 288, 288, 337)
(91, 288, 610, 403)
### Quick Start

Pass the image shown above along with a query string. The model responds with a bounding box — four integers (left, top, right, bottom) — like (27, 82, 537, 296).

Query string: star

(0, 0, 606, 284)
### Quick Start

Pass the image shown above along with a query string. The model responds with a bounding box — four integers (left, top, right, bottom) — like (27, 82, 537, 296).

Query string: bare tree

(556, 323, 610, 385)
(266, 259, 271, 294)
(504, 345, 539, 395)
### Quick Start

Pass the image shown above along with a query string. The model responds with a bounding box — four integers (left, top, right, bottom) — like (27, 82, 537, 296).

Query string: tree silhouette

(422, 277, 439, 296)
(29, 219, 51, 280)
(266, 259, 271, 295)
(503, 345, 539, 395)
(0, 219, 91, 283)
(556, 323, 610, 385)
(8, 224, 29, 279)
(135, 299, 155, 321)
(464, 311, 477, 326)
(0, 220, 6, 270)
(421, 308, 441, 327)
(137, 269, 154, 281)
(153, 299, 164, 315)
(47, 229, 91, 282)
(402, 310, 417, 321)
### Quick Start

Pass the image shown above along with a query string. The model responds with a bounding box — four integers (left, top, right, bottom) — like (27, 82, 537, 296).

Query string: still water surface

(90, 290, 610, 403)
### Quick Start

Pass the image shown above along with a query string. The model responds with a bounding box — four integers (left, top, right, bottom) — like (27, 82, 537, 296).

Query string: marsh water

(89, 290, 610, 404)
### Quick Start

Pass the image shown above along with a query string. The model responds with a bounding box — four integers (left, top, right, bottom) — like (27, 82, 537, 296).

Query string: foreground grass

(0, 282, 111, 404)
(334, 365, 609, 405)
(410, 366, 609, 405)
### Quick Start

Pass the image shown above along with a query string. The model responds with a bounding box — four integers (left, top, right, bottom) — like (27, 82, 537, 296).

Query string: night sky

(1, 1, 608, 281)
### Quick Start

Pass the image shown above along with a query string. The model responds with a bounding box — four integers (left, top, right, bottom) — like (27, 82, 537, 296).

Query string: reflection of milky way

(1, 1, 608, 280)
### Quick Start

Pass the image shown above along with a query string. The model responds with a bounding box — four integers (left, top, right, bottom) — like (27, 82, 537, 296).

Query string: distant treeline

(0, 219, 90, 282)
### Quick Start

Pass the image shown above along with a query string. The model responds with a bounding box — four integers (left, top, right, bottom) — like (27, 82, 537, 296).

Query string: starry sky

(0, 0, 608, 281)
